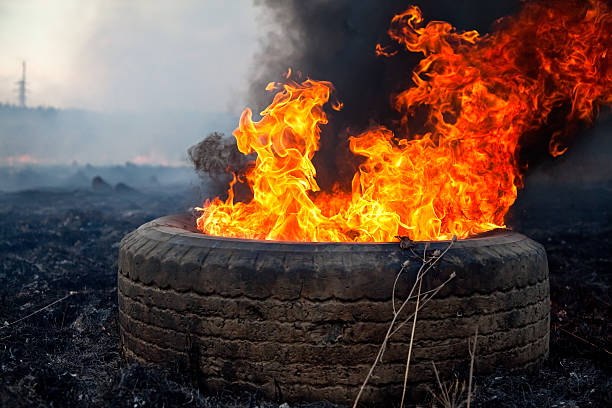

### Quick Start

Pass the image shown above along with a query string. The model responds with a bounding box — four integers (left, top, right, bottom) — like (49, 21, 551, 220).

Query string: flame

(197, 0, 611, 242)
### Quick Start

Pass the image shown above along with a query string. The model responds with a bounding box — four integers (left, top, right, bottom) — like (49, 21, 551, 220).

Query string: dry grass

(353, 236, 457, 408)
(428, 329, 479, 408)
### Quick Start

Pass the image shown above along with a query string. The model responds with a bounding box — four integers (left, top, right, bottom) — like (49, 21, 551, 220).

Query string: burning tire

(118, 214, 550, 405)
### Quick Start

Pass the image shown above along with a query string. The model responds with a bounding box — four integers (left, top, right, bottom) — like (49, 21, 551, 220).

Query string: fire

(197, 0, 611, 242)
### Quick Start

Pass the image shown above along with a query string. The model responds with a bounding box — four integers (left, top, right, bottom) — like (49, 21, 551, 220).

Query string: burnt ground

(0, 182, 610, 408)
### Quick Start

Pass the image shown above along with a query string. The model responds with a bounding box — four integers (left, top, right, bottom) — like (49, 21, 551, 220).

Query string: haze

(0, 1, 264, 167)
(0, 0, 258, 112)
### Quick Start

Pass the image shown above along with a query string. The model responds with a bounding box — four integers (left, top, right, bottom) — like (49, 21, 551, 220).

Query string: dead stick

(0, 291, 78, 331)
(558, 326, 611, 355)
(467, 327, 478, 408)
(353, 237, 456, 408)
(390, 272, 456, 338)
(400, 269, 423, 408)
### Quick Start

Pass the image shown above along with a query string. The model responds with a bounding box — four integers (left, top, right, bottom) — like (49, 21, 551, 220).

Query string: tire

(118, 213, 550, 405)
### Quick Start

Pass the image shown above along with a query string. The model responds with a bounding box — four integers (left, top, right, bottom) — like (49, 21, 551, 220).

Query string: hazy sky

(0, 0, 259, 112)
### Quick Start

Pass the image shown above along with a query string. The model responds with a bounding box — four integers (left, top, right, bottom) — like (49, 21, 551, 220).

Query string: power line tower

(16, 61, 27, 107)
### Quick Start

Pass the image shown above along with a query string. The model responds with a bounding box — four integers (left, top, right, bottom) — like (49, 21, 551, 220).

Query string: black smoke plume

(190, 0, 611, 196)
(188, 132, 254, 199)
(247, 0, 521, 190)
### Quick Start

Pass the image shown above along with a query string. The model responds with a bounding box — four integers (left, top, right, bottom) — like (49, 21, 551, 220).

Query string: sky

(0, 0, 259, 113)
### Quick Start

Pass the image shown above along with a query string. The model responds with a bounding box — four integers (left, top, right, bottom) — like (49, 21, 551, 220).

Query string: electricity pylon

(16, 61, 27, 107)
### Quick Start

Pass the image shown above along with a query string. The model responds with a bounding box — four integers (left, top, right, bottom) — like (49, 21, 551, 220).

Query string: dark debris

(0, 183, 611, 407)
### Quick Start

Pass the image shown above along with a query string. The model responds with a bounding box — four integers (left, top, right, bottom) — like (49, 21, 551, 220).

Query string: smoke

(0, 1, 257, 170)
(188, 1, 521, 195)
(182, 0, 610, 201)
(188, 132, 254, 198)
(245, 0, 521, 190)
(0, 105, 237, 166)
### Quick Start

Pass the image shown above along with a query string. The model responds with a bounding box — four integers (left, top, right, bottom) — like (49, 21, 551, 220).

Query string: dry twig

(556, 325, 611, 355)
(400, 243, 428, 408)
(430, 361, 467, 408)
(467, 327, 478, 408)
(428, 328, 479, 408)
(353, 236, 457, 408)
(0, 291, 78, 331)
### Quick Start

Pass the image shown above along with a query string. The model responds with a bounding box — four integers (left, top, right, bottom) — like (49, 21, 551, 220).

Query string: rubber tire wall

(118, 214, 550, 405)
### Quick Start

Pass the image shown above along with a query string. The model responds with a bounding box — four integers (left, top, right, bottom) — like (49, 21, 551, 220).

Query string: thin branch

(400, 268, 423, 408)
(352, 294, 405, 407)
(0, 291, 78, 331)
(392, 264, 407, 316)
(389, 272, 456, 338)
(467, 327, 478, 408)
(557, 326, 611, 355)
(394, 272, 448, 313)
(430, 361, 450, 406)
(387, 238, 457, 343)
(353, 236, 456, 408)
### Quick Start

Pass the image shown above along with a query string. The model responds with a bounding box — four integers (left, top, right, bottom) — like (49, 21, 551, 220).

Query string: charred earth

(0, 175, 610, 407)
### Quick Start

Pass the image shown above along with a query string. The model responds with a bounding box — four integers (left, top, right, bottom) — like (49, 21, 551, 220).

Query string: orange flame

(197, 0, 611, 242)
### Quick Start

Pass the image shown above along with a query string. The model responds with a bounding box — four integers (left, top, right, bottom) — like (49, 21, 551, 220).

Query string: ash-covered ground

(0, 177, 610, 407)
